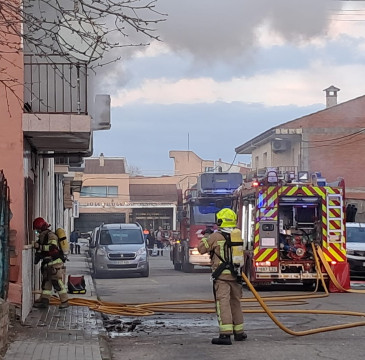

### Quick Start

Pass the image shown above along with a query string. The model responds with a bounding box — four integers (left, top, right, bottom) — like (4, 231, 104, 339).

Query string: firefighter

(33, 217, 69, 309)
(198, 208, 247, 345)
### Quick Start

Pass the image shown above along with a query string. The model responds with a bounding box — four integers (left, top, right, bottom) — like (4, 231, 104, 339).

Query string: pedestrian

(146, 230, 155, 256)
(70, 229, 81, 254)
(198, 208, 246, 345)
(143, 228, 149, 242)
(32, 217, 69, 309)
(155, 226, 164, 256)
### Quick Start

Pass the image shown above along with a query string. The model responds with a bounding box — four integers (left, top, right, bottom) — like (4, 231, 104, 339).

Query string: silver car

(346, 222, 365, 276)
(90, 223, 149, 277)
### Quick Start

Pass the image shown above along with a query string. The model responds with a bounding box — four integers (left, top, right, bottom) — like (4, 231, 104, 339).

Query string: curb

(85, 254, 113, 360)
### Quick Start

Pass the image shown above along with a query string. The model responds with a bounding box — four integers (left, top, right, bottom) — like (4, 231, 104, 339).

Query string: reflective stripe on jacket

(38, 229, 63, 261)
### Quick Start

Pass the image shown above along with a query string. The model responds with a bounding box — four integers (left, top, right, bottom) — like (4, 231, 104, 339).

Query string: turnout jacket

(36, 229, 64, 266)
(198, 231, 236, 281)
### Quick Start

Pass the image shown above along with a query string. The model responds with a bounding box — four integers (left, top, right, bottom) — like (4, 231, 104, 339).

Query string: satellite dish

(58, 14, 104, 62)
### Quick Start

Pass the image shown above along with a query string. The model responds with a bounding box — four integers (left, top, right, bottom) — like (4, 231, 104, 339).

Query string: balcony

(22, 55, 92, 156)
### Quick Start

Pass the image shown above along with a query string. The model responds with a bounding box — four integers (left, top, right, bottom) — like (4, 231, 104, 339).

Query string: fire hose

(50, 243, 365, 336)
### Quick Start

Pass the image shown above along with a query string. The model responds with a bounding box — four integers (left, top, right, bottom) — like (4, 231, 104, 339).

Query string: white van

(346, 222, 365, 275)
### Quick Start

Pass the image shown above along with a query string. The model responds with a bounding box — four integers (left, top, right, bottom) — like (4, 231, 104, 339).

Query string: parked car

(90, 223, 149, 278)
(346, 222, 365, 275)
(88, 226, 100, 258)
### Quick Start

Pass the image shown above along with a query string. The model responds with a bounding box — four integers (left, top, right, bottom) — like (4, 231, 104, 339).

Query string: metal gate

(0, 170, 10, 299)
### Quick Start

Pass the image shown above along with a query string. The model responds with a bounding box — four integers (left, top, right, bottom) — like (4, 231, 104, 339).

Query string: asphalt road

(93, 251, 365, 360)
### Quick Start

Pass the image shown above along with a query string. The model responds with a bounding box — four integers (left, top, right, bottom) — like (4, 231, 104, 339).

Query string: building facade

(235, 86, 365, 221)
(73, 156, 180, 233)
(169, 150, 250, 198)
(0, 1, 111, 324)
(73, 153, 250, 234)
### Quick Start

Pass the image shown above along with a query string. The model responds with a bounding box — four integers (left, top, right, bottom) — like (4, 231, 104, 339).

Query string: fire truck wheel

(302, 281, 315, 290)
(174, 263, 182, 271)
(182, 262, 194, 273)
(243, 262, 258, 288)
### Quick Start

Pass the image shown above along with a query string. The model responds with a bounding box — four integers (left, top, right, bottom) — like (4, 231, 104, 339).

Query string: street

(92, 251, 365, 360)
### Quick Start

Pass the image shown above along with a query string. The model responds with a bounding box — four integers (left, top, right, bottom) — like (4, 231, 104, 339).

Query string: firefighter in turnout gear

(198, 208, 247, 345)
(32, 217, 69, 309)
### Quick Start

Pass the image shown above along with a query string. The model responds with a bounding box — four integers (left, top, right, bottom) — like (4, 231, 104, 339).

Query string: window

(190, 199, 232, 225)
(204, 167, 214, 173)
(80, 186, 118, 197)
(347, 227, 365, 243)
(99, 229, 143, 245)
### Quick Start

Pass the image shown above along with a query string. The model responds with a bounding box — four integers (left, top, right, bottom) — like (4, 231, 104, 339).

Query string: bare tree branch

(0, 0, 166, 110)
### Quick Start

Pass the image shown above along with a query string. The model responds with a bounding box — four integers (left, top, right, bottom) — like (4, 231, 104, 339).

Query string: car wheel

(182, 261, 194, 273)
(174, 262, 182, 271)
(92, 263, 101, 278)
(140, 266, 149, 277)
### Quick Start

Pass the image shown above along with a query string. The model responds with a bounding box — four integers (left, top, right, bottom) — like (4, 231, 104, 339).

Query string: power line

(304, 131, 365, 149)
(226, 153, 238, 172)
(301, 128, 365, 143)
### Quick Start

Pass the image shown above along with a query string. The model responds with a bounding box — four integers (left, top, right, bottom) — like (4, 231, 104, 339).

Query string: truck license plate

(115, 260, 130, 265)
(256, 267, 277, 272)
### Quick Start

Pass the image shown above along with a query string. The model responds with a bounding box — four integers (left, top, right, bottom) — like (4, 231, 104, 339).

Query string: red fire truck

(232, 168, 349, 288)
(170, 172, 243, 272)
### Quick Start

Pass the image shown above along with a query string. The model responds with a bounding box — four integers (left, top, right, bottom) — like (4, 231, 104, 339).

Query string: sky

(91, 0, 365, 176)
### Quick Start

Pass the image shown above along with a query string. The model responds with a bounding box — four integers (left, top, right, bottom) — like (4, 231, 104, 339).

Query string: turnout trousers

(214, 279, 244, 336)
(41, 263, 68, 303)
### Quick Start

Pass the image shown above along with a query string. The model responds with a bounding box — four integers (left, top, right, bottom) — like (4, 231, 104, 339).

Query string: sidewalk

(3, 249, 110, 360)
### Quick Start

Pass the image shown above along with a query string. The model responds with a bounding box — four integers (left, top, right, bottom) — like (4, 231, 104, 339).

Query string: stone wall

(0, 299, 9, 353)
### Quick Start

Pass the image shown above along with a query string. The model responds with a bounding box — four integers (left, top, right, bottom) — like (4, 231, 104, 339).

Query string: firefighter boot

(33, 298, 49, 309)
(234, 332, 247, 341)
(59, 301, 70, 310)
(211, 335, 232, 345)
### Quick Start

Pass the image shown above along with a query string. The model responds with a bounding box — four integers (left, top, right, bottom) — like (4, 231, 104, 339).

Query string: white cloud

(94, 0, 365, 174)
(111, 62, 365, 108)
(134, 41, 171, 58)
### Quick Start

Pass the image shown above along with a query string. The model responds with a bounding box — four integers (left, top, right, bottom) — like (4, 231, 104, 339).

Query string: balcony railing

(24, 55, 88, 114)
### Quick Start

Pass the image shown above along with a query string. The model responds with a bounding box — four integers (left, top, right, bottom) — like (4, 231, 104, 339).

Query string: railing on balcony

(24, 55, 88, 114)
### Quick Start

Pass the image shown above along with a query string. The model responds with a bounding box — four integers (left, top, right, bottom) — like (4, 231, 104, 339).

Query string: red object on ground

(329, 262, 351, 293)
(67, 275, 86, 294)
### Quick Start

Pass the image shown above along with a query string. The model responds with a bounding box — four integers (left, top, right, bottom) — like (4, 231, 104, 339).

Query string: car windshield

(99, 229, 144, 245)
(347, 227, 365, 243)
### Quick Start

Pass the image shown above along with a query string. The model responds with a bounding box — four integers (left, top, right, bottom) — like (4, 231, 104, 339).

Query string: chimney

(323, 85, 340, 108)
(99, 153, 104, 167)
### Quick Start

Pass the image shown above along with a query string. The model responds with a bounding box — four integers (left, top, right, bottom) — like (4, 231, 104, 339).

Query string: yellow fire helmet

(216, 208, 237, 228)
